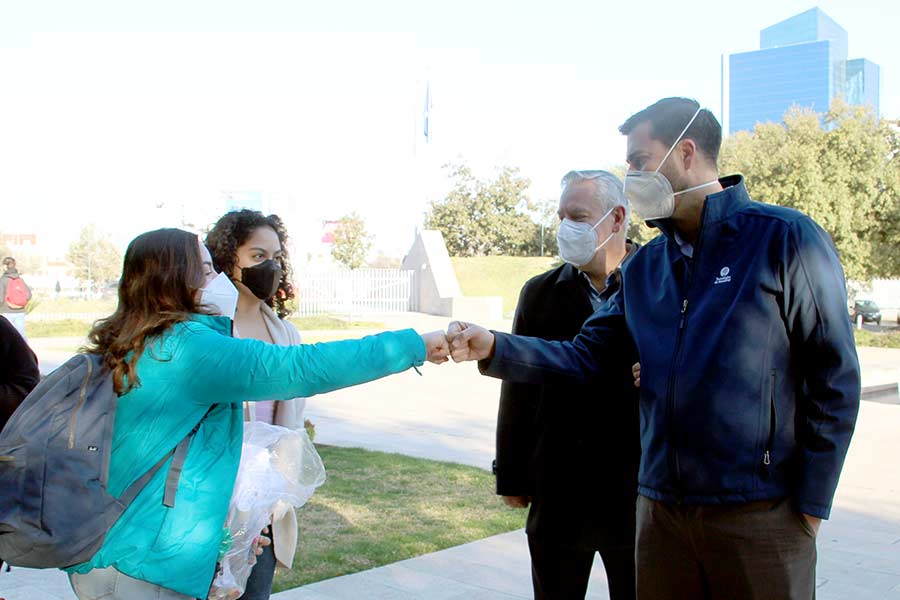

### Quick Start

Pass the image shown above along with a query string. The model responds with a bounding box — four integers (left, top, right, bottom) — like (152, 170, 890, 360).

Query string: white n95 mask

(623, 106, 718, 221)
(200, 271, 239, 320)
(556, 206, 615, 267)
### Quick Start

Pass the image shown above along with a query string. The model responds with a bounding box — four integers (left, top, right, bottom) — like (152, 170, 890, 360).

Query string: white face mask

(556, 206, 616, 267)
(199, 271, 239, 320)
(623, 107, 719, 221)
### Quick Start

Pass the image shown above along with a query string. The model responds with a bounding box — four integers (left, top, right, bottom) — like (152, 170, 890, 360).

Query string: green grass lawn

(274, 445, 525, 592)
(854, 328, 900, 349)
(27, 296, 117, 316)
(288, 315, 384, 331)
(25, 319, 94, 338)
(451, 256, 557, 317)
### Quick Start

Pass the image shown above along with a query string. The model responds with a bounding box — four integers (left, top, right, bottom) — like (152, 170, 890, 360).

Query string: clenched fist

(421, 331, 451, 364)
(447, 321, 496, 362)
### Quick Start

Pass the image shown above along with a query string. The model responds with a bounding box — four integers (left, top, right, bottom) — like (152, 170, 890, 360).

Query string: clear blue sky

(1, 0, 896, 258)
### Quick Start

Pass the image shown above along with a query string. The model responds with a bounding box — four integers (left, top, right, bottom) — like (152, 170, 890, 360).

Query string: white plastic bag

(209, 421, 326, 600)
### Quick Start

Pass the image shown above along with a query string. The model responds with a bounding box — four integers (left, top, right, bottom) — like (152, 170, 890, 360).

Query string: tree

(719, 101, 900, 280)
(331, 212, 372, 270)
(526, 197, 560, 257)
(425, 163, 538, 257)
(66, 224, 123, 293)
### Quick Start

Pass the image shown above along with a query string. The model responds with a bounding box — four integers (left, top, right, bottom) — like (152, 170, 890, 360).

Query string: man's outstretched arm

(448, 289, 632, 386)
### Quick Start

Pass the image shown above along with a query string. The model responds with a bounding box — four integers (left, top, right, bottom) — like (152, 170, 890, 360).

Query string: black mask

(239, 259, 282, 300)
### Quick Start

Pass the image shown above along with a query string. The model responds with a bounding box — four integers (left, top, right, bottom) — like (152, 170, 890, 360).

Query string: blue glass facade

(728, 7, 879, 134)
(846, 58, 880, 116)
(761, 8, 847, 57)
(730, 41, 833, 134)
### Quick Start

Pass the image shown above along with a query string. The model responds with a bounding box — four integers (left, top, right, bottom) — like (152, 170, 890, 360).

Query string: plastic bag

(208, 421, 326, 600)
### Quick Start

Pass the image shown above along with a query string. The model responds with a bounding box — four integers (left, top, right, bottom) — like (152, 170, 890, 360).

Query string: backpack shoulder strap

(117, 404, 217, 509)
(118, 447, 175, 506)
(162, 433, 192, 508)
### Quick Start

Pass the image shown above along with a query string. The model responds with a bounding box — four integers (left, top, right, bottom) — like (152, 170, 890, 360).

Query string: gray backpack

(0, 353, 210, 568)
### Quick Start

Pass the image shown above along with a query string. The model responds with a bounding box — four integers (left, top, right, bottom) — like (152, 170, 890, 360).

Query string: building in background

(727, 7, 880, 134)
(0, 233, 38, 252)
(846, 58, 880, 113)
(223, 190, 264, 213)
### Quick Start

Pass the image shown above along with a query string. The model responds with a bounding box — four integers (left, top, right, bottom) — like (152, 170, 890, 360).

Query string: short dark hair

(619, 97, 722, 165)
(2, 257, 15, 268)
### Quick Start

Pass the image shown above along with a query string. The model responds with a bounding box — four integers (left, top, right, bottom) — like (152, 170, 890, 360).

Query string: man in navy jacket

(448, 98, 860, 600)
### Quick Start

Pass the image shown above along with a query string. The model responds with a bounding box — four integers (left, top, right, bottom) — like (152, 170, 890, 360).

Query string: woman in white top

(205, 210, 306, 600)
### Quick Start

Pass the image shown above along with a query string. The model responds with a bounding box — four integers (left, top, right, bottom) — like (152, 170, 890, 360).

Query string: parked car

(851, 299, 881, 325)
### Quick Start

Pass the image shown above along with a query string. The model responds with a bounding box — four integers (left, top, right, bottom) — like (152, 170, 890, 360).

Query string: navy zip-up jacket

(482, 175, 860, 519)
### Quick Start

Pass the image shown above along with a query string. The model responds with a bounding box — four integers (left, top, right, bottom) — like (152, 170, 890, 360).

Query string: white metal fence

(23, 269, 419, 320)
(294, 268, 417, 316)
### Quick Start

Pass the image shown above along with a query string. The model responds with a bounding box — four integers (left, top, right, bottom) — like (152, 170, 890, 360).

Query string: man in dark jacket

(496, 170, 639, 600)
(0, 314, 40, 432)
(449, 98, 860, 600)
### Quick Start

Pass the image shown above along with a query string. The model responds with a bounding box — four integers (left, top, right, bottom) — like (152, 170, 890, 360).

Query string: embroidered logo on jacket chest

(714, 267, 732, 285)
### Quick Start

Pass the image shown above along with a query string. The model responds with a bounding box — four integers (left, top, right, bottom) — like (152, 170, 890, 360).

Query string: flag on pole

(423, 81, 432, 143)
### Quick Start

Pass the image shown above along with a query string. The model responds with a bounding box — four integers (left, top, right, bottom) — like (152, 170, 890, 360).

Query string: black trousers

(635, 495, 817, 600)
(528, 534, 636, 600)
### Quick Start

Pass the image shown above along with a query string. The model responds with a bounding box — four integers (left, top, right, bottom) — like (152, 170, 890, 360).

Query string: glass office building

(847, 58, 880, 112)
(728, 7, 880, 134)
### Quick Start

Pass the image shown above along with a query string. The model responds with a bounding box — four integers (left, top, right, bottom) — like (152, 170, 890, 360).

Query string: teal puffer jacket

(67, 315, 425, 597)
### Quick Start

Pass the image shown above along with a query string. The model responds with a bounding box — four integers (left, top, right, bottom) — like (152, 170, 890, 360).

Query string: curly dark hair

(205, 210, 296, 319)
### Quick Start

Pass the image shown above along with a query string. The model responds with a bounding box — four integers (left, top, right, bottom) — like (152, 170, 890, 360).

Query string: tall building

(728, 7, 880, 134)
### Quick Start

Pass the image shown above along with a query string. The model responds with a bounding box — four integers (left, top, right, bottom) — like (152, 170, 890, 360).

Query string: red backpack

(5, 278, 28, 309)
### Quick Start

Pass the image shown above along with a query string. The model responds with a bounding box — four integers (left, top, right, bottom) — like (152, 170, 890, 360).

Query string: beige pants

(69, 566, 195, 600)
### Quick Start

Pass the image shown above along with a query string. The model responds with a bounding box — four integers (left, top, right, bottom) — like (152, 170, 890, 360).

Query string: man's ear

(679, 138, 698, 171)
(613, 205, 627, 233)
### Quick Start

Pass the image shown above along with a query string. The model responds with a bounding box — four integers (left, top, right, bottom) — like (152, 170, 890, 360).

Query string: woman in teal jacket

(65, 228, 449, 600)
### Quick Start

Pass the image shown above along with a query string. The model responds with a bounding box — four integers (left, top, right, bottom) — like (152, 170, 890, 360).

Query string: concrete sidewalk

(271, 529, 608, 600)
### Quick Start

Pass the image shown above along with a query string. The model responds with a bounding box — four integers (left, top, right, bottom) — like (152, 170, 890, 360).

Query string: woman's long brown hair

(85, 228, 207, 395)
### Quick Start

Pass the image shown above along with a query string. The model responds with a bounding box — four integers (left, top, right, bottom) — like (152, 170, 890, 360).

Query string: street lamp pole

(540, 222, 544, 257)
